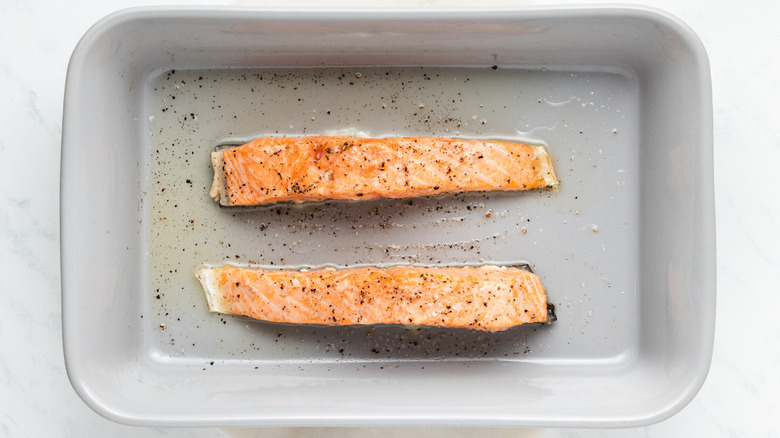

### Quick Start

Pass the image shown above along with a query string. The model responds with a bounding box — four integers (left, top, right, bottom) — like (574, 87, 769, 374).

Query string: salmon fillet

(210, 136, 558, 206)
(196, 265, 548, 331)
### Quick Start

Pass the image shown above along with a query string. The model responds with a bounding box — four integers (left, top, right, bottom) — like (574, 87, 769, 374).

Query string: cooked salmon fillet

(196, 265, 548, 331)
(210, 136, 558, 206)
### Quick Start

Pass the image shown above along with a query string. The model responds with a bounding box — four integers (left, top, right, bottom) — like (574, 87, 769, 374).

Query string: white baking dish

(61, 6, 715, 427)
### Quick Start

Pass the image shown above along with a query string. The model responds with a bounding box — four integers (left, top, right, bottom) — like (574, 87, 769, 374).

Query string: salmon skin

(196, 265, 549, 332)
(210, 136, 558, 206)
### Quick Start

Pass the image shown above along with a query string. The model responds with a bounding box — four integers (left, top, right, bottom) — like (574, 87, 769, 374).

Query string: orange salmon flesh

(196, 265, 549, 331)
(210, 136, 558, 206)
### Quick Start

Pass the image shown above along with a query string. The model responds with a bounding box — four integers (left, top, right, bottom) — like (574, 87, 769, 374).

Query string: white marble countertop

(1, 0, 778, 436)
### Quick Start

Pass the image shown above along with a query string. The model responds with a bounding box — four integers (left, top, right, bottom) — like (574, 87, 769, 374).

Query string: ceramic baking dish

(61, 6, 715, 427)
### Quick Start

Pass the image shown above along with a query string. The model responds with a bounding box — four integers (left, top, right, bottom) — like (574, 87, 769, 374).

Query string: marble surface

(1, 0, 778, 436)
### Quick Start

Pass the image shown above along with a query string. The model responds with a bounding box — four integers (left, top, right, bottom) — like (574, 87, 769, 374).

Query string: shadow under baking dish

(61, 7, 714, 428)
